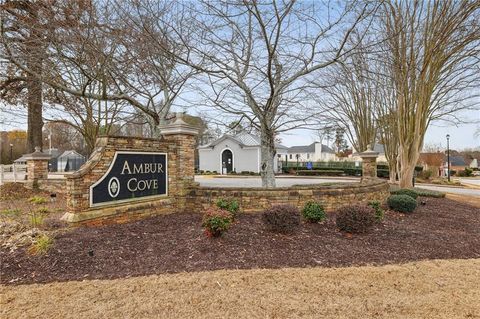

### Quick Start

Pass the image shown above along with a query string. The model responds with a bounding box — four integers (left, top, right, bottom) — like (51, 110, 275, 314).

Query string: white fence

(0, 164, 27, 185)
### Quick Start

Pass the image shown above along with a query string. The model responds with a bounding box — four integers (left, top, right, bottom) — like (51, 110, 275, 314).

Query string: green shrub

(418, 169, 433, 180)
(368, 200, 384, 221)
(28, 196, 47, 205)
(28, 234, 53, 255)
(387, 195, 417, 213)
(262, 205, 300, 233)
(335, 204, 376, 233)
(202, 207, 233, 238)
(457, 167, 473, 177)
(296, 170, 344, 176)
(0, 208, 21, 217)
(413, 188, 445, 198)
(216, 198, 240, 218)
(302, 201, 326, 223)
(390, 188, 418, 199)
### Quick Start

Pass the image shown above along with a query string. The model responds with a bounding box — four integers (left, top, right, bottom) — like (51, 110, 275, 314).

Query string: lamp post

(446, 134, 450, 182)
(9, 143, 13, 163)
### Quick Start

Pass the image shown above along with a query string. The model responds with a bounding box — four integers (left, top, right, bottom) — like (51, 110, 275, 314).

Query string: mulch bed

(1, 197, 479, 285)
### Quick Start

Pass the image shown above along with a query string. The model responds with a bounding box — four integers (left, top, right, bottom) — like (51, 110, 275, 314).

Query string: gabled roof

(287, 142, 334, 154)
(199, 131, 287, 149)
(58, 150, 85, 159)
(450, 155, 466, 166)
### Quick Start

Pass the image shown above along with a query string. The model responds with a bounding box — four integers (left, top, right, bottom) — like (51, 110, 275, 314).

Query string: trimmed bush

(336, 204, 376, 233)
(302, 201, 326, 223)
(262, 204, 300, 233)
(296, 170, 344, 176)
(413, 188, 445, 198)
(387, 195, 417, 213)
(390, 188, 418, 199)
(216, 198, 240, 218)
(368, 200, 384, 221)
(202, 207, 233, 238)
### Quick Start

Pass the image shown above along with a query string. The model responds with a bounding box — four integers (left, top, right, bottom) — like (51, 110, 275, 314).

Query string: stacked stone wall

(186, 180, 389, 213)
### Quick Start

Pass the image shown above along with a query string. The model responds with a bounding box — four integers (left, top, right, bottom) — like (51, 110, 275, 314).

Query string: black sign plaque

(90, 151, 168, 207)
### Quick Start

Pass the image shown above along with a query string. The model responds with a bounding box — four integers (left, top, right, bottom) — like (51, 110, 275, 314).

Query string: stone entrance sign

(62, 114, 199, 225)
(90, 152, 167, 207)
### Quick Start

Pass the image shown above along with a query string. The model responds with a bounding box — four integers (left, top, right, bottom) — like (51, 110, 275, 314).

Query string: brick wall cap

(159, 115, 199, 136)
(23, 147, 51, 160)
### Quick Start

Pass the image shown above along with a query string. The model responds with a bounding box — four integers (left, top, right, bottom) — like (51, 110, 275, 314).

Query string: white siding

(199, 137, 259, 173)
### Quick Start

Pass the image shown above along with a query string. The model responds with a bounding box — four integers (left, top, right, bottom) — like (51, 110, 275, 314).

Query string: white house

(350, 144, 388, 163)
(198, 132, 288, 174)
(283, 142, 336, 162)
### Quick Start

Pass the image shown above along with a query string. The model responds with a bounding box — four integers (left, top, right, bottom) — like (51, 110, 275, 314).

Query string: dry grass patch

(1, 259, 479, 319)
(447, 194, 480, 208)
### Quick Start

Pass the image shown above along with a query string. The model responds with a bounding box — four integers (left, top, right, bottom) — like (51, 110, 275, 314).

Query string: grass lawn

(1, 259, 479, 319)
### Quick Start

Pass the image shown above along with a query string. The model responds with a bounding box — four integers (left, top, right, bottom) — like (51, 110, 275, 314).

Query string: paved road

(416, 185, 480, 198)
(195, 176, 480, 198)
(195, 176, 358, 188)
(459, 178, 480, 187)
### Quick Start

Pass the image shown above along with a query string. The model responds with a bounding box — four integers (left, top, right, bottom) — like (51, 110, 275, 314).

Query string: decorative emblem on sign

(108, 177, 120, 198)
(89, 151, 168, 207)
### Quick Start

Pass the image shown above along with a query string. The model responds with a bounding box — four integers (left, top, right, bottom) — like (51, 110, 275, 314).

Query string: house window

(289, 154, 292, 159)
(307, 153, 310, 159)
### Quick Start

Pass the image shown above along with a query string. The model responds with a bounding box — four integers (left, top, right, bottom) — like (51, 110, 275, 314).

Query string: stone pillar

(359, 145, 379, 182)
(23, 146, 51, 188)
(159, 113, 199, 211)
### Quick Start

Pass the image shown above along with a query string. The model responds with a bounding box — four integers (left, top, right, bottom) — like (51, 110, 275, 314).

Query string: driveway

(195, 176, 359, 188)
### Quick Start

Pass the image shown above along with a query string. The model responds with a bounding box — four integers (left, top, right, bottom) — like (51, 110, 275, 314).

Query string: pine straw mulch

(1, 197, 479, 285)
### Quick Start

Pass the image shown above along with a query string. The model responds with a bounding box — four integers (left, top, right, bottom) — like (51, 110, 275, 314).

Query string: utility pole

(446, 134, 450, 182)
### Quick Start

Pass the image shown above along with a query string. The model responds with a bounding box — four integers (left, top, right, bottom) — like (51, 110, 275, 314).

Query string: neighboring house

(468, 158, 479, 169)
(57, 150, 86, 172)
(349, 144, 388, 163)
(198, 132, 288, 174)
(14, 148, 62, 171)
(418, 152, 445, 177)
(444, 155, 467, 175)
(284, 142, 336, 162)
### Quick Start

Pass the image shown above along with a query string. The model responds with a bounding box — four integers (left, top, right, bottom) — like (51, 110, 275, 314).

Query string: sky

(280, 113, 480, 151)
(1, 104, 479, 151)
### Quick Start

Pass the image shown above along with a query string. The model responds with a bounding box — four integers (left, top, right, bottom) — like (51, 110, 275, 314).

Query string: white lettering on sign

(121, 161, 164, 175)
(127, 178, 159, 192)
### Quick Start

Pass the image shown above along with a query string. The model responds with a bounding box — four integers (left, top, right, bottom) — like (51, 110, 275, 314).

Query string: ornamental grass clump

(302, 201, 326, 223)
(335, 204, 376, 233)
(202, 207, 233, 238)
(262, 204, 300, 233)
(387, 194, 417, 213)
(216, 198, 240, 219)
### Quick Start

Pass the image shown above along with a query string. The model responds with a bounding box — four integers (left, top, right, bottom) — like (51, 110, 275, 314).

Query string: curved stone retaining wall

(186, 179, 389, 213)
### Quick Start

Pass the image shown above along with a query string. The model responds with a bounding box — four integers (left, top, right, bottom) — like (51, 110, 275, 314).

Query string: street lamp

(9, 143, 13, 163)
(446, 134, 450, 182)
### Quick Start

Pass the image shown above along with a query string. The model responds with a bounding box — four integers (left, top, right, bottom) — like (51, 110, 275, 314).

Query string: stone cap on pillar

(358, 144, 379, 159)
(159, 113, 199, 136)
(22, 147, 51, 161)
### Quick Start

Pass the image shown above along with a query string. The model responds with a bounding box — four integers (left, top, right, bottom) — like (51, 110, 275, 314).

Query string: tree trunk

(389, 165, 397, 184)
(398, 146, 420, 188)
(26, 73, 43, 153)
(260, 126, 276, 188)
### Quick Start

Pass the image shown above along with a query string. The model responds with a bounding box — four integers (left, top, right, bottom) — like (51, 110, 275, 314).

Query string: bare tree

(382, 0, 480, 188)
(0, 0, 52, 152)
(320, 32, 379, 154)
(170, 0, 375, 187)
(1, 1, 194, 138)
